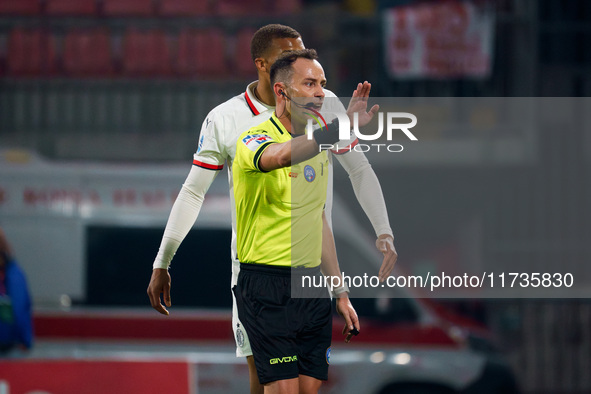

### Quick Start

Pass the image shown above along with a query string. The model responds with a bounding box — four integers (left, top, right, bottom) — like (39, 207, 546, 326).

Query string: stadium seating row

(0, 0, 301, 17)
(1, 27, 257, 78)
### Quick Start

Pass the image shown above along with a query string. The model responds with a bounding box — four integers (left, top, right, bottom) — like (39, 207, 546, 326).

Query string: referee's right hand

(147, 268, 172, 315)
(336, 295, 360, 343)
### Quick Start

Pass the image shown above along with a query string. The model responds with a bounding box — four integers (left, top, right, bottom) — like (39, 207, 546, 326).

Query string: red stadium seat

(159, 0, 209, 16)
(6, 28, 57, 76)
(176, 29, 227, 77)
(234, 28, 256, 77)
(45, 0, 97, 15)
(216, 0, 267, 16)
(63, 29, 113, 77)
(272, 0, 301, 15)
(103, 0, 153, 16)
(123, 29, 172, 77)
(0, 0, 41, 15)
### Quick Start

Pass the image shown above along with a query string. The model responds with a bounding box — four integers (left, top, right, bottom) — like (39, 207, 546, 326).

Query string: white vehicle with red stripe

(0, 149, 518, 393)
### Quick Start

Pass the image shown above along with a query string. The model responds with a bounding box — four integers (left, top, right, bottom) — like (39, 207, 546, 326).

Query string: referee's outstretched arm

(257, 135, 321, 171)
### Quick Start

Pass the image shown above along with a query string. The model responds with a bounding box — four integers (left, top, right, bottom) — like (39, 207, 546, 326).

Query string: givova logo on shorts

(269, 355, 298, 364)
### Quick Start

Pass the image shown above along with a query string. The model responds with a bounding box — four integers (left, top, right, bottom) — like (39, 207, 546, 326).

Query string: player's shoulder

(320, 88, 346, 115)
(206, 92, 249, 120)
(322, 88, 338, 98)
(233, 111, 272, 143)
(243, 110, 274, 133)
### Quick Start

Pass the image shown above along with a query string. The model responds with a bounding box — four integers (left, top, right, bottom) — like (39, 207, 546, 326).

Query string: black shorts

(233, 263, 332, 384)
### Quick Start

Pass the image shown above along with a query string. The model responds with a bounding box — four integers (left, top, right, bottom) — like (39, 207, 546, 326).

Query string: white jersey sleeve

(153, 165, 219, 269)
(322, 89, 393, 238)
(334, 149, 393, 238)
(193, 110, 226, 170)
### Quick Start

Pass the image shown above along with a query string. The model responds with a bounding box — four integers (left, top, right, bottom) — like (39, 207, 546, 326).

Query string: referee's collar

(245, 81, 273, 116)
(270, 113, 293, 137)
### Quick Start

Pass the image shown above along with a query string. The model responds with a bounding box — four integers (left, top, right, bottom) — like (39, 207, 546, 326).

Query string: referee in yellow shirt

(233, 49, 378, 394)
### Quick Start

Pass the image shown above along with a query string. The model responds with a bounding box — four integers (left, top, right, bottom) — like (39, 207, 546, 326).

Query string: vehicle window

(86, 226, 232, 308)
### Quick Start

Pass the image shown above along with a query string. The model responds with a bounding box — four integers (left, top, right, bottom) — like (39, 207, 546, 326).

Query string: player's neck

(254, 79, 276, 107)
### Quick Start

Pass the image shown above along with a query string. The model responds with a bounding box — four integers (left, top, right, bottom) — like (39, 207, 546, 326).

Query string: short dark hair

(270, 49, 319, 87)
(250, 24, 301, 62)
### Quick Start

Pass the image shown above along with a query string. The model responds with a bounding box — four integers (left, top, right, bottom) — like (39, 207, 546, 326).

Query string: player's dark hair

(270, 49, 319, 87)
(250, 24, 301, 62)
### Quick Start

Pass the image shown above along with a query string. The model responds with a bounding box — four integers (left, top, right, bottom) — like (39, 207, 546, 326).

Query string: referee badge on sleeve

(326, 347, 331, 364)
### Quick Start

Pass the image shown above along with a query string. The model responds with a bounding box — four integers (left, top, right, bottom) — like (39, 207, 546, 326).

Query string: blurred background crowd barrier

(0, 0, 589, 160)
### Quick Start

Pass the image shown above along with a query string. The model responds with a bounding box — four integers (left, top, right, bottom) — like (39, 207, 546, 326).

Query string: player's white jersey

(193, 82, 273, 171)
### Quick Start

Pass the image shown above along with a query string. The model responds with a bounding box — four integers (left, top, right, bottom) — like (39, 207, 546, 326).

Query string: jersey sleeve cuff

(376, 228, 394, 238)
(331, 139, 359, 155)
(193, 159, 224, 171)
(153, 261, 170, 270)
(253, 141, 275, 172)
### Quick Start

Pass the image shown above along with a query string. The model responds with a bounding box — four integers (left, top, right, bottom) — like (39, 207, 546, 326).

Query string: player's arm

(148, 109, 226, 315)
(319, 211, 360, 343)
(147, 166, 218, 315)
(334, 150, 398, 282)
(329, 82, 397, 281)
(147, 164, 219, 315)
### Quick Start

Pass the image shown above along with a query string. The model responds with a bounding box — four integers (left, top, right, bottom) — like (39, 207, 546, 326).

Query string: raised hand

(347, 81, 380, 128)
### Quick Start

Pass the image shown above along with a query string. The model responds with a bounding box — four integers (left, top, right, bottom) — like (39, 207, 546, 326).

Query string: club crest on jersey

(304, 165, 316, 182)
(242, 134, 273, 152)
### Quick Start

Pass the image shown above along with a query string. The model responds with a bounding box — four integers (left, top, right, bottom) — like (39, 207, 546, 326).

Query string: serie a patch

(242, 134, 273, 152)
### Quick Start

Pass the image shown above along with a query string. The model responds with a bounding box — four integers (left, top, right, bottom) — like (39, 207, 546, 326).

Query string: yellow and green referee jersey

(233, 113, 329, 268)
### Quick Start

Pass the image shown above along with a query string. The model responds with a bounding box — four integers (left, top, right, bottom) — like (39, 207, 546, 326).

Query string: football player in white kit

(147, 24, 398, 394)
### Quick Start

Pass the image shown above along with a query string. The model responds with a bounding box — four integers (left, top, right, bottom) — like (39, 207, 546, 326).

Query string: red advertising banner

(0, 360, 193, 394)
(384, 1, 494, 78)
